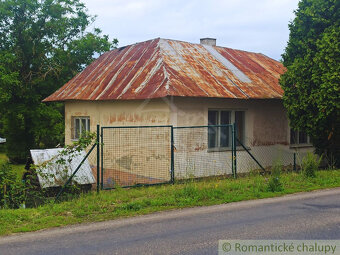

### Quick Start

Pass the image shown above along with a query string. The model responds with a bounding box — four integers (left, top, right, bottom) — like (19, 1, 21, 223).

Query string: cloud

(84, 0, 299, 60)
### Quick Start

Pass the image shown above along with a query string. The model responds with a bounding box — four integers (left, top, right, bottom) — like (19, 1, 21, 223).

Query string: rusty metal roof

(43, 38, 285, 102)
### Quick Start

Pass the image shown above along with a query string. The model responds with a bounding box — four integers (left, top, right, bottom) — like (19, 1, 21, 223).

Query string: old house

(44, 38, 312, 185)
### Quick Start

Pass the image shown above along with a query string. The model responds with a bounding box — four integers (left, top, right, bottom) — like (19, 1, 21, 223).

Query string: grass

(0, 153, 25, 180)
(0, 169, 339, 236)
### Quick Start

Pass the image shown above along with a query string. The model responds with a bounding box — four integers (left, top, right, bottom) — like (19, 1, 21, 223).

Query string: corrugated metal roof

(43, 38, 285, 102)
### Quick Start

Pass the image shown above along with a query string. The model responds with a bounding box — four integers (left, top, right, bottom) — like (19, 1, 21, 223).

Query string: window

(208, 110, 245, 149)
(290, 129, 311, 146)
(72, 116, 90, 140)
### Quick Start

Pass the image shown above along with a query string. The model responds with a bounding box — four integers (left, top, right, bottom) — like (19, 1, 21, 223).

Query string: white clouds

(83, 0, 299, 60)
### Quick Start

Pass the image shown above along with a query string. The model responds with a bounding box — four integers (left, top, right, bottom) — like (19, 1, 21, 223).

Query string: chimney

(200, 38, 216, 46)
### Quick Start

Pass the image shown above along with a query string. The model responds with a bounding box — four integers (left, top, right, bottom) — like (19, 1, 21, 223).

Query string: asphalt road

(0, 188, 340, 255)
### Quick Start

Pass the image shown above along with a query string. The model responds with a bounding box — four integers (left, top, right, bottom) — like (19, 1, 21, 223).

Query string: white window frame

(72, 116, 90, 140)
(208, 109, 245, 150)
(290, 128, 312, 147)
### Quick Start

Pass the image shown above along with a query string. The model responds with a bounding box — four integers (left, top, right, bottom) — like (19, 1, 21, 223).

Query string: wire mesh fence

(97, 124, 313, 190)
(101, 126, 172, 189)
(173, 125, 233, 179)
(235, 135, 310, 173)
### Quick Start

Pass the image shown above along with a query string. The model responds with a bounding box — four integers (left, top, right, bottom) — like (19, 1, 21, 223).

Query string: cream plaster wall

(65, 97, 313, 183)
(65, 99, 172, 186)
(170, 97, 312, 177)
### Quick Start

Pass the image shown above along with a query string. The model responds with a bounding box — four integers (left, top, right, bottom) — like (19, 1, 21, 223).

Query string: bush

(302, 153, 321, 178)
(267, 162, 283, 192)
(0, 163, 26, 208)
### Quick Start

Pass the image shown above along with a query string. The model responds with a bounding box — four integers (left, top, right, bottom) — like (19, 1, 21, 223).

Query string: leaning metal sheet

(30, 148, 95, 188)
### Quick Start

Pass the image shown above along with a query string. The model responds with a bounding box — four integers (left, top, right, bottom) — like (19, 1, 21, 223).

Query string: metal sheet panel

(30, 148, 95, 188)
(43, 38, 286, 102)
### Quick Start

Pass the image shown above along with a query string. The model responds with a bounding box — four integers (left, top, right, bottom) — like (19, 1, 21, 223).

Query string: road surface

(0, 188, 339, 255)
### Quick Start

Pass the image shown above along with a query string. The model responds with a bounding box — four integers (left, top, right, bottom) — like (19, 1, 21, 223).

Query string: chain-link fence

(18, 123, 315, 204)
(67, 124, 313, 192)
(101, 126, 172, 189)
(235, 135, 310, 174)
(173, 125, 234, 179)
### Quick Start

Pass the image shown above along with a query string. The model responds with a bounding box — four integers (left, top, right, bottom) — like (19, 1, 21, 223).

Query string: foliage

(267, 161, 283, 192)
(280, 0, 340, 167)
(0, 0, 118, 163)
(0, 132, 96, 208)
(0, 163, 25, 208)
(302, 152, 321, 178)
(0, 160, 51, 208)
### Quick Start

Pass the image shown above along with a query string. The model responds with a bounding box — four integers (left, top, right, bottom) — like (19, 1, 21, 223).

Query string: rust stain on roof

(43, 38, 286, 102)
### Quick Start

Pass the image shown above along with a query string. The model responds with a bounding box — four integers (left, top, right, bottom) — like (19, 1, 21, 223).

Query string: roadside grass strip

(0, 169, 339, 236)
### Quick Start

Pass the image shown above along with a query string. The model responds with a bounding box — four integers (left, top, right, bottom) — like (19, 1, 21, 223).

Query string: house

(44, 38, 312, 184)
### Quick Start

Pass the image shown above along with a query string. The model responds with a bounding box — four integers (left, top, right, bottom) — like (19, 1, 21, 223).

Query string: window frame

(72, 116, 90, 140)
(289, 128, 312, 147)
(207, 109, 246, 151)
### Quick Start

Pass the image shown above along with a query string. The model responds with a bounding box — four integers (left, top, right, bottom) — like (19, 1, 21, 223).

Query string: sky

(83, 0, 300, 61)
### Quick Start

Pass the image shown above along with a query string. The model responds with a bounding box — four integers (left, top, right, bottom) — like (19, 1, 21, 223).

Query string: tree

(280, 0, 340, 167)
(0, 0, 117, 162)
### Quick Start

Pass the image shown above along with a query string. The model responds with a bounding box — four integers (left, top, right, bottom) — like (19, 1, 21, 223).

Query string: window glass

(298, 131, 308, 144)
(81, 118, 86, 135)
(208, 111, 218, 148)
(75, 118, 80, 139)
(220, 111, 231, 147)
(290, 129, 297, 144)
(235, 111, 245, 145)
(208, 110, 218, 125)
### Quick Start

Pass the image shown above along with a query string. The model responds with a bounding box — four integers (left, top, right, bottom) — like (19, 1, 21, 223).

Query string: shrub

(0, 163, 26, 208)
(267, 161, 283, 192)
(302, 153, 321, 178)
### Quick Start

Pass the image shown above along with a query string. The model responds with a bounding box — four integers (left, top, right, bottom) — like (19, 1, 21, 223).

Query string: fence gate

(100, 126, 173, 189)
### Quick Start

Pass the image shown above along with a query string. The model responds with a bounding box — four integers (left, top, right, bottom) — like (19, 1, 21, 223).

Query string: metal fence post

(100, 127, 104, 190)
(231, 123, 235, 178)
(96, 124, 100, 193)
(233, 122, 237, 178)
(293, 152, 296, 171)
(55, 143, 97, 201)
(171, 126, 175, 184)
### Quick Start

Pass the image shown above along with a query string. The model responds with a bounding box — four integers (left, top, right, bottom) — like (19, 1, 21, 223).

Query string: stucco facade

(65, 99, 171, 145)
(170, 97, 312, 177)
(65, 97, 312, 182)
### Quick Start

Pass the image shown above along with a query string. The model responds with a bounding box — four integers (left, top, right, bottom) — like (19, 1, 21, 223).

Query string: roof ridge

(114, 37, 272, 58)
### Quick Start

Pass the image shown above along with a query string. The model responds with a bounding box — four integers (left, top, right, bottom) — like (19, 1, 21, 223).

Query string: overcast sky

(83, 0, 300, 61)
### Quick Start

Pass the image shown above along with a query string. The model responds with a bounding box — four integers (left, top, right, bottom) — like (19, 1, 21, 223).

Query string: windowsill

(290, 144, 313, 149)
(207, 146, 250, 152)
